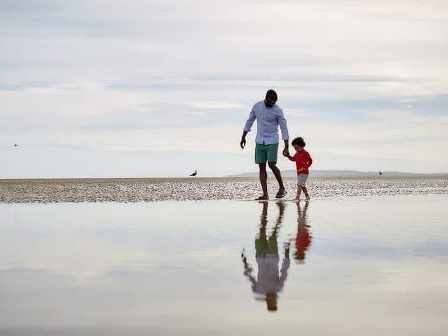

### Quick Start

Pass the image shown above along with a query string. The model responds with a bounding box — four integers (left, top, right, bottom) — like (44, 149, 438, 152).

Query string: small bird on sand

(189, 170, 197, 177)
(13, 144, 19, 147)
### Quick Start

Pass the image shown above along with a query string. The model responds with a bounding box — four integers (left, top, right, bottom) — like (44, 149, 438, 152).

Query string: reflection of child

(295, 224, 311, 262)
(294, 201, 312, 263)
(284, 137, 313, 200)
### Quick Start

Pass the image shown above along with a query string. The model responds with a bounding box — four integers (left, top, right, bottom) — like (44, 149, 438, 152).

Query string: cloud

(1, 0, 447, 175)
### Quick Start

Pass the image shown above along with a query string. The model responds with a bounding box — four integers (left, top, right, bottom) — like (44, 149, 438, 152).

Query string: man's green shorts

(255, 143, 278, 164)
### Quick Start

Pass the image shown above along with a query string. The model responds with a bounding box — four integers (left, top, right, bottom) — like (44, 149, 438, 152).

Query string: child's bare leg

(302, 186, 310, 200)
(295, 185, 302, 200)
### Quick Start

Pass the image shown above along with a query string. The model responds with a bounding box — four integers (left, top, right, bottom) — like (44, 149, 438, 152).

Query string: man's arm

(277, 108, 289, 155)
(241, 107, 256, 149)
(282, 139, 289, 156)
(241, 250, 257, 287)
(279, 254, 291, 286)
(240, 130, 248, 149)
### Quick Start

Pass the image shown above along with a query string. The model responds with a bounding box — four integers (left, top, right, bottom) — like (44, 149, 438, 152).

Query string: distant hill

(229, 170, 447, 178)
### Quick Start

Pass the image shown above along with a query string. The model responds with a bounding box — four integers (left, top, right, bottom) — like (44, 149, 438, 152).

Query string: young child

(284, 137, 313, 200)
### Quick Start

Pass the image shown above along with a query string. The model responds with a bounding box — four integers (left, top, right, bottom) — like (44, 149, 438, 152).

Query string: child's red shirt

(288, 149, 313, 174)
(295, 225, 312, 256)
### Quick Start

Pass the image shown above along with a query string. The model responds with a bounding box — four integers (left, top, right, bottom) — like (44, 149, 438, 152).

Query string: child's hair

(291, 137, 306, 147)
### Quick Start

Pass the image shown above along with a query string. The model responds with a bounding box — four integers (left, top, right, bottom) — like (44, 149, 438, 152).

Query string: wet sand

(1, 176, 447, 203)
(1, 194, 448, 335)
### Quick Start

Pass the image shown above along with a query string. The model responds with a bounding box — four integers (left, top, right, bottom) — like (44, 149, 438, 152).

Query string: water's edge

(1, 177, 447, 203)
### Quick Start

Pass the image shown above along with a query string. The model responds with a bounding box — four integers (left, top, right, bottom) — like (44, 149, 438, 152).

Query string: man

(240, 89, 289, 200)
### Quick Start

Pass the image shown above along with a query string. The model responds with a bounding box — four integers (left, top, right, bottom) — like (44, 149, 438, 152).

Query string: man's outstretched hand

(240, 136, 246, 149)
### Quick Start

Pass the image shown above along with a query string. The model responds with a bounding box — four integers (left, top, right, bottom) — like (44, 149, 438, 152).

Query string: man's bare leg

(257, 163, 268, 200)
(268, 161, 286, 198)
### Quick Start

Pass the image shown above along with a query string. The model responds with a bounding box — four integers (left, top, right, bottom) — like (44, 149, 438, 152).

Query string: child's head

(291, 137, 306, 151)
(295, 250, 306, 262)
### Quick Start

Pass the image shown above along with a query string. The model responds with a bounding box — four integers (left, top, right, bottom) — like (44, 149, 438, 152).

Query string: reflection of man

(294, 201, 312, 263)
(241, 202, 290, 312)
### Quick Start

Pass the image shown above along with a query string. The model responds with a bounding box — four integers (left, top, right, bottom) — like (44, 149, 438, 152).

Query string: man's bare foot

(275, 188, 287, 199)
(255, 195, 269, 201)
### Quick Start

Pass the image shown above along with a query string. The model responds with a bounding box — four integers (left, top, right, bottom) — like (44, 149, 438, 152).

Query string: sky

(1, 0, 448, 177)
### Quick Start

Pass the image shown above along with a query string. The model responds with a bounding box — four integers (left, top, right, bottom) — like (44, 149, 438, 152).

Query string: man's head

(266, 292, 278, 312)
(292, 137, 306, 151)
(264, 89, 278, 108)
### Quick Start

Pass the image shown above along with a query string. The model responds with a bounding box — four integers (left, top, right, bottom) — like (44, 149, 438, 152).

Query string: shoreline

(1, 176, 447, 204)
(1, 174, 447, 185)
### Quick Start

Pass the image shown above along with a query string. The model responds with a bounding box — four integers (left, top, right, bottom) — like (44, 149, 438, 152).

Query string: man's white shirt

(243, 101, 289, 145)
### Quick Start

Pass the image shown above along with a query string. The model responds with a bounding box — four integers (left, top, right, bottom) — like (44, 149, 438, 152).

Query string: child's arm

(283, 152, 295, 161)
(307, 152, 313, 168)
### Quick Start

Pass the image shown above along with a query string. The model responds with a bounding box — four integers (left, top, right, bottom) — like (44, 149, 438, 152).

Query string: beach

(1, 193, 448, 335)
(3, 0, 448, 334)
(1, 176, 447, 203)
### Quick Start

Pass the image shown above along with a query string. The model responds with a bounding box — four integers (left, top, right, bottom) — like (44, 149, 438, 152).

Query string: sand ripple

(1, 177, 447, 203)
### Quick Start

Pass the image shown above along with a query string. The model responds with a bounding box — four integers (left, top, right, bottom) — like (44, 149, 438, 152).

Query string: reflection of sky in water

(1, 195, 448, 335)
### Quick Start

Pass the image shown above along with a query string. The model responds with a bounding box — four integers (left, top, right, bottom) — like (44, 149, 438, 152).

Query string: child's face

(293, 145, 304, 152)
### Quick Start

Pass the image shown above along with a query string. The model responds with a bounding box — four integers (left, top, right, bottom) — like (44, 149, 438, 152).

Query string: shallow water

(1, 195, 448, 335)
